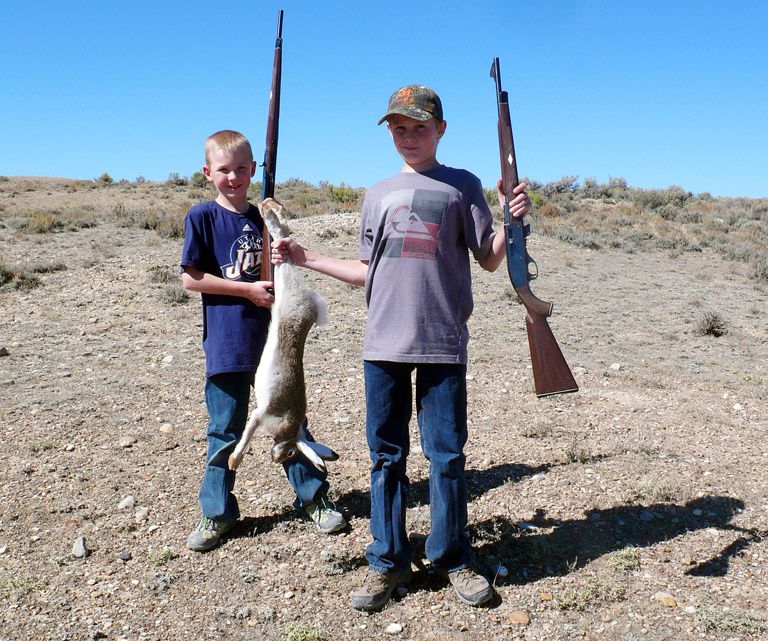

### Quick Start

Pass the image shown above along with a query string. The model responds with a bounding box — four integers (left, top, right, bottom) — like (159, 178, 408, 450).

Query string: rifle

(490, 57, 578, 397)
(260, 9, 284, 284)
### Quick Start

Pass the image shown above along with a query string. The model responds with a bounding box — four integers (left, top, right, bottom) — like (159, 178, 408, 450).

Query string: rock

(72, 537, 89, 558)
(119, 437, 136, 448)
(384, 623, 403, 634)
(118, 495, 135, 510)
(0, 347, 9, 357)
(539, 591, 553, 601)
(134, 507, 149, 522)
(610, 362, 622, 371)
(0, 546, 7, 554)
(492, 563, 509, 578)
(653, 591, 677, 607)
(509, 610, 531, 625)
(159, 422, 174, 433)
(117, 551, 132, 561)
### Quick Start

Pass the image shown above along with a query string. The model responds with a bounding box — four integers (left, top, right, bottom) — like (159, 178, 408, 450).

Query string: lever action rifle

(260, 9, 284, 284)
(491, 57, 578, 397)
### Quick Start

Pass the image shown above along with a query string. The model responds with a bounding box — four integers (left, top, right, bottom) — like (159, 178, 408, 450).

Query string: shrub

(541, 176, 578, 197)
(281, 625, 325, 641)
(167, 172, 188, 186)
(149, 548, 178, 566)
(537, 201, 562, 217)
(555, 576, 627, 611)
(752, 255, 768, 283)
(191, 171, 208, 188)
(97, 172, 113, 184)
(608, 547, 641, 573)
(27, 261, 67, 274)
(608, 176, 628, 191)
(25, 212, 62, 233)
(0, 263, 14, 287)
(696, 310, 727, 337)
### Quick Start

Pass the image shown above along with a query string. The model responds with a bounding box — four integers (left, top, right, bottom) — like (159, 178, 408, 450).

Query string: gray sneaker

(186, 516, 235, 552)
(446, 567, 493, 606)
(350, 569, 411, 611)
(303, 493, 347, 534)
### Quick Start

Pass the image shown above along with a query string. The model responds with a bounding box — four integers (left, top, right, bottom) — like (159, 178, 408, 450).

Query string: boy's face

(203, 146, 256, 210)
(386, 114, 446, 172)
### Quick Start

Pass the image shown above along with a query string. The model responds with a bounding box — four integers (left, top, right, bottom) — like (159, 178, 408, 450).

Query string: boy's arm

(180, 266, 275, 308)
(272, 238, 368, 286)
(478, 181, 531, 273)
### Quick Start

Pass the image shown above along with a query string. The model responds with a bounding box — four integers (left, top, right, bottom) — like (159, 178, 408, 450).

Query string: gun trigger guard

(527, 256, 539, 280)
(523, 223, 531, 238)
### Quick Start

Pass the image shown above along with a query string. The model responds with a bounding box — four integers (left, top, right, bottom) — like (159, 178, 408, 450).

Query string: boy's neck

(215, 194, 251, 214)
(401, 158, 441, 173)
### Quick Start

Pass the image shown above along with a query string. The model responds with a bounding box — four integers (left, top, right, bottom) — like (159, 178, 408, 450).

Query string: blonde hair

(204, 130, 253, 166)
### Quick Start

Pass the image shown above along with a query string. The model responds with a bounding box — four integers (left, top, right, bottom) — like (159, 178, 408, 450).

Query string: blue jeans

(199, 372, 329, 522)
(364, 360, 470, 574)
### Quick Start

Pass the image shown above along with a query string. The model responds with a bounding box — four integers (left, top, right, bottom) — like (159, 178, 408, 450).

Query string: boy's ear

(250, 161, 257, 177)
(202, 165, 212, 180)
(437, 120, 447, 138)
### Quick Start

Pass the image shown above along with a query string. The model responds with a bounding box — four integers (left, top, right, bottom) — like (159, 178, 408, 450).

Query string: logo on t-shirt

(383, 189, 447, 260)
(222, 234, 262, 280)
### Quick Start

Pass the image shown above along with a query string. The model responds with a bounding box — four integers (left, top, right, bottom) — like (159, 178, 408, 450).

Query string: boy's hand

(497, 180, 532, 218)
(261, 196, 283, 210)
(246, 281, 275, 308)
(272, 237, 307, 266)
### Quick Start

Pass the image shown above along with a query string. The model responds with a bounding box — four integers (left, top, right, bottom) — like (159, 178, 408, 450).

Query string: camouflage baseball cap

(377, 84, 444, 125)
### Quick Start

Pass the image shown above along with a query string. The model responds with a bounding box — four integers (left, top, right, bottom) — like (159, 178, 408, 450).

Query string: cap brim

(377, 106, 435, 126)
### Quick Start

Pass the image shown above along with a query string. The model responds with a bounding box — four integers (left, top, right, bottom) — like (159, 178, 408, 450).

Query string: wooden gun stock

(525, 306, 579, 397)
(260, 9, 284, 283)
(492, 57, 578, 397)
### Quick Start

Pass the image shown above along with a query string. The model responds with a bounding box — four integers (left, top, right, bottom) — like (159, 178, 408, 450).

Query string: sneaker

(186, 516, 235, 552)
(303, 493, 347, 534)
(446, 567, 493, 606)
(350, 569, 411, 612)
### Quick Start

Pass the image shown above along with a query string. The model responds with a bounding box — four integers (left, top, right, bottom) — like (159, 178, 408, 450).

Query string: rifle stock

(260, 9, 284, 284)
(491, 57, 578, 397)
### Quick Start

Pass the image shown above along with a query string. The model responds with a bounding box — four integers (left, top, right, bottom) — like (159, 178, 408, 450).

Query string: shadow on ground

(470, 494, 752, 582)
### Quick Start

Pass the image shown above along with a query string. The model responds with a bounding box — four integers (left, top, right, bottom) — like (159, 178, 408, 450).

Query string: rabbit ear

(296, 440, 328, 472)
(301, 439, 339, 462)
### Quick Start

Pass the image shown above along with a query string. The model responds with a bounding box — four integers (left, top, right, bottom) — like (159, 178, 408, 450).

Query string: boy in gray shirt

(270, 85, 531, 610)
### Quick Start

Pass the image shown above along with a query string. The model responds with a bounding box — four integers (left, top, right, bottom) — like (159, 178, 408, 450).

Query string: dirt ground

(1, 179, 767, 641)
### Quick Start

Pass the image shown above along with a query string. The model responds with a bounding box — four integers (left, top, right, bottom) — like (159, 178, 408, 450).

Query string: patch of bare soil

(1, 183, 767, 641)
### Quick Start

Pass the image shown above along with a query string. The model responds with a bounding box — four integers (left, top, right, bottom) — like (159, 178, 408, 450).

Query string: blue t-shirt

(181, 200, 270, 377)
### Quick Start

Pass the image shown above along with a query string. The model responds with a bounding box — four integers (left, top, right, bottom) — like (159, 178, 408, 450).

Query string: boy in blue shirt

(271, 87, 531, 609)
(181, 129, 347, 552)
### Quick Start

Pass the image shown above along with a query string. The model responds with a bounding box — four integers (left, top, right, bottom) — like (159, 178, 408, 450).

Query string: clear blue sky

(2, 1, 766, 198)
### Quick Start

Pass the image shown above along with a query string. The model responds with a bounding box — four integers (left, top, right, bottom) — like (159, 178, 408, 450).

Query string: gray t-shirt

(359, 165, 495, 364)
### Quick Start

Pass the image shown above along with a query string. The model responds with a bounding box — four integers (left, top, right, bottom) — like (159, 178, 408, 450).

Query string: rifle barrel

(260, 9, 284, 283)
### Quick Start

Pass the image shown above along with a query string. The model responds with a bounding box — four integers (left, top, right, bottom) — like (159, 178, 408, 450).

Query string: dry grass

(1, 177, 765, 284)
